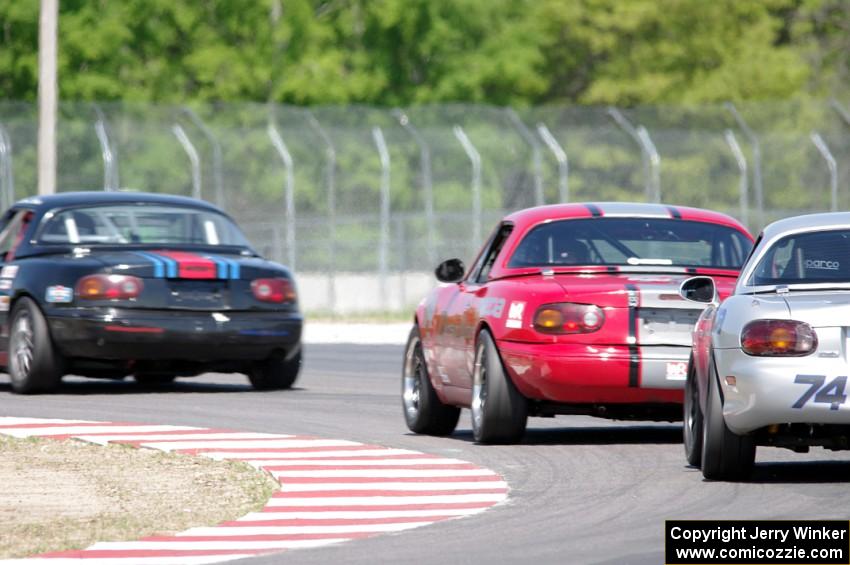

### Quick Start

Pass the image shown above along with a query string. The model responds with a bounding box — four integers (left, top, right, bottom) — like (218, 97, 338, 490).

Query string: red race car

(402, 203, 754, 443)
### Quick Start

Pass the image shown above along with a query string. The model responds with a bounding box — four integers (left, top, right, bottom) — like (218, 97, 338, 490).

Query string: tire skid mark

(0, 417, 508, 564)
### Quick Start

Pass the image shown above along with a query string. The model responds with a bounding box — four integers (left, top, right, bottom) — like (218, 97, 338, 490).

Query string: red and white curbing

(0, 417, 508, 564)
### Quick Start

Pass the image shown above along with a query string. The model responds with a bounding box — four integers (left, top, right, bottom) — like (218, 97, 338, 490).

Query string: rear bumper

(498, 340, 687, 404)
(47, 307, 302, 362)
(715, 348, 850, 434)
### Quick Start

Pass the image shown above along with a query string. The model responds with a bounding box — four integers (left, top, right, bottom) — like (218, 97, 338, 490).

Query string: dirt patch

(0, 435, 278, 559)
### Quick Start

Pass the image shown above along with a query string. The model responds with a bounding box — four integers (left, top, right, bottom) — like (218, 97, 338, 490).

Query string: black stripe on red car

(686, 267, 698, 274)
(606, 266, 618, 273)
(585, 204, 603, 217)
(625, 283, 640, 388)
(666, 206, 682, 219)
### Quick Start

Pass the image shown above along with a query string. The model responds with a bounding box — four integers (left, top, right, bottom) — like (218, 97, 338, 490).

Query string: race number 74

(792, 375, 847, 411)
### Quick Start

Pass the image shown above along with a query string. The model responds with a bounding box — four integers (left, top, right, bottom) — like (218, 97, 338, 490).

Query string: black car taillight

(76, 274, 143, 300)
(533, 303, 605, 334)
(741, 319, 817, 356)
(251, 278, 296, 303)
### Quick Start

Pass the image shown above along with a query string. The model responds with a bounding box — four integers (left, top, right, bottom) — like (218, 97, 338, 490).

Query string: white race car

(680, 212, 850, 480)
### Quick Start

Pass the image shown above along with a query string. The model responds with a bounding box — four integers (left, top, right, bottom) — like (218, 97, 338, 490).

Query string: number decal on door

(792, 375, 847, 411)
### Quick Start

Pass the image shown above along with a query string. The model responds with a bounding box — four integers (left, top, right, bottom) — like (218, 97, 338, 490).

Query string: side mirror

(679, 276, 718, 305)
(435, 258, 465, 283)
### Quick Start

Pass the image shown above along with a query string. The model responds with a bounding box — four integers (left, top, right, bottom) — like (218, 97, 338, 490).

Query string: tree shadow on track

(746, 460, 850, 484)
(0, 376, 306, 396)
(452, 424, 682, 446)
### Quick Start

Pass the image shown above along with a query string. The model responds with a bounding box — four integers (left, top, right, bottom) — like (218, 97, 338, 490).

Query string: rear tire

(402, 326, 460, 435)
(683, 357, 703, 467)
(249, 348, 301, 390)
(701, 354, 755, 480)
(8, 297, 64, 394)
(471, 329, 528, 444)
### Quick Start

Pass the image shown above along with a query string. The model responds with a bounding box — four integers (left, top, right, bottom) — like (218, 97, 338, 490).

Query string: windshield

(508, 218, 751, 269)
(750, 229, 850, 286)
(37, 204, 252, 248)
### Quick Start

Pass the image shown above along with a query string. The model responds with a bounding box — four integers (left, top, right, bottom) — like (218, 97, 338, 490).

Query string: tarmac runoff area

(0, 417, 509, 564)
(302, 322, 410, 345)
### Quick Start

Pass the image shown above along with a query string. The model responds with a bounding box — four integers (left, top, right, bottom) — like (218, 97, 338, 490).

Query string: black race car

(0, 191, 302, 394)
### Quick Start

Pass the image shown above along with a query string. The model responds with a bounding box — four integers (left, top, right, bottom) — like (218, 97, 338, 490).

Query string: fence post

(830, 98, 850, 127)
(0, 124, 14, 208)
(393, 109, 437, 267)
(93, 105, 119, 191)
(636, 126, 660, 203)
(306, 112, 337, 313)
(267, 121, 297, 271)
(453, 125, 483, 250)
(181, 107, 224, 209)
(505, 109, 544, 206)
(172, 124, 202, 200)
(372, 126, 391, 311)
(724, 130, 749, 227)
(724, 103, 763, 227)
(607, 107, 660, 202)
(536, 123, 569, 203)
(810, 132, 838, 212)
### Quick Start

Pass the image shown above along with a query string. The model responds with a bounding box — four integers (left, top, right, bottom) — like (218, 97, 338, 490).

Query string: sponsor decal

(666, 361, 688, 381)
(45, 285, 73, 303)
(0, 265, 18, 279)
(0, 296, 9, 311)
(804, 259, 839, 271)
(0, 279, 11, 291)
(480, 297, 505, 318)
(506, 301, 525, 329)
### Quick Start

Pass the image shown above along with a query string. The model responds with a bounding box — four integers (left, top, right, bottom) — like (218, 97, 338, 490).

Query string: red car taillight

(741, 320, 817, 356)
(533, 303, 605, 334)
(251, 278, 296, 303)
(76, 274, 143, 300)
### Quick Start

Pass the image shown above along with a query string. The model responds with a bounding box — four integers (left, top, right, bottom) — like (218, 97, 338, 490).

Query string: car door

(444, 223, 513, 390)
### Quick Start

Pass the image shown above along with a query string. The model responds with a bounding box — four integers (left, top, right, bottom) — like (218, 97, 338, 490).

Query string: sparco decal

(804, 259, 840, 271)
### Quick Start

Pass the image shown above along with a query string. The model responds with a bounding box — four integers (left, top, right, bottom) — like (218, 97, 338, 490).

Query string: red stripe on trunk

(154, 250, 218, 279)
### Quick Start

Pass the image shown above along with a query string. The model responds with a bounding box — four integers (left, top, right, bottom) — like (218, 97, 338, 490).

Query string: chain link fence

(0, 100, 848, 315)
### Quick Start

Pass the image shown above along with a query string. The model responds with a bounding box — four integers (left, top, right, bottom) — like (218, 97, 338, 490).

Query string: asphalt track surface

(2, 344, 850, 565)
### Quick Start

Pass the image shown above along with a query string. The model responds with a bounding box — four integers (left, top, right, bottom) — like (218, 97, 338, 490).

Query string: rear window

(37, 204, 251, 247)
(750, 229, 850, 285)
(508, 218, 751, 269)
